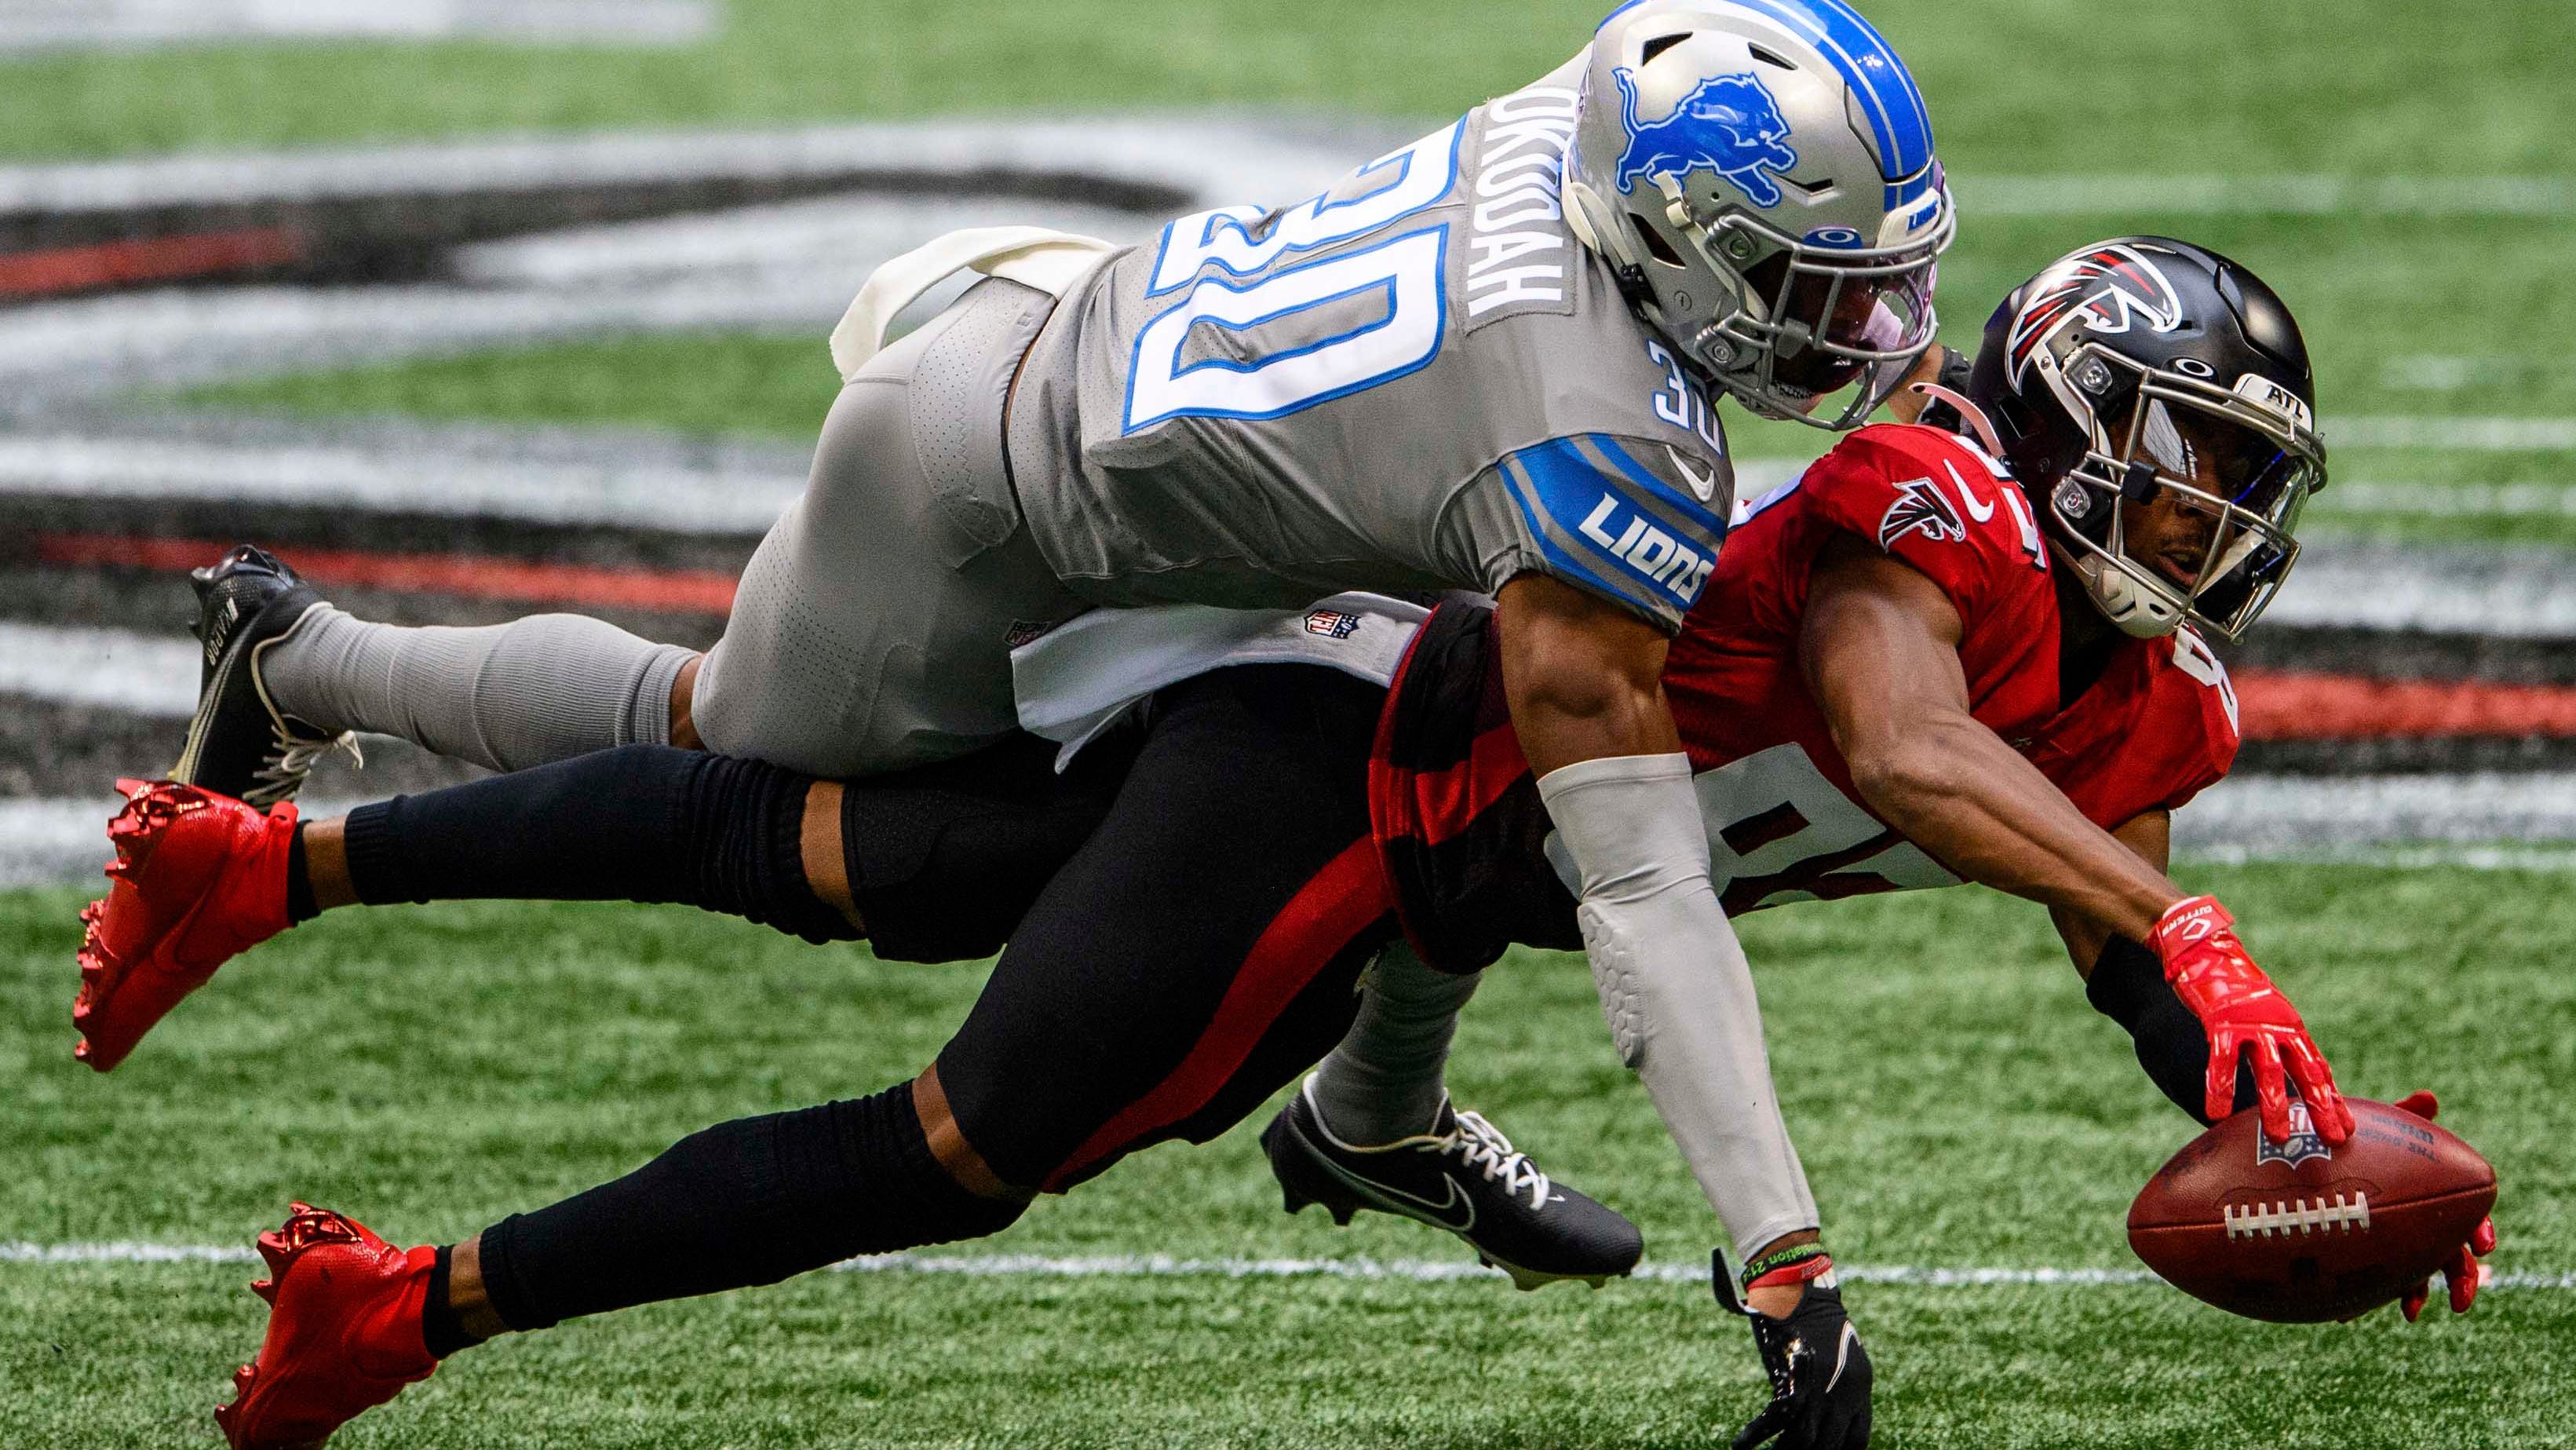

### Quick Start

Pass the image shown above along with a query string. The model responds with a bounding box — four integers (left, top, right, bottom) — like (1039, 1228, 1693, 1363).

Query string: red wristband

(1745, 1253, 1835, 1291)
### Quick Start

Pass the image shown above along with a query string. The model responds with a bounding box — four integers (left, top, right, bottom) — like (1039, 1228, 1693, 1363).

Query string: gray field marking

(2260, 542, 2576, 636)
(2316, 482, 2576, 517)
(0, 0, 718, 53)
(1963, 174, 2576, 217)
(2174, 772, 2576, 854)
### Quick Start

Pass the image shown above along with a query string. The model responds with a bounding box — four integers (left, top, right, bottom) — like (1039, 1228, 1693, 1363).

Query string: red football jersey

(1659, 422, 2241, 914)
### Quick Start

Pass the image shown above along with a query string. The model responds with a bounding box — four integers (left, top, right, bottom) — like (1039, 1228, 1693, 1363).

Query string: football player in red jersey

(82, 240, 2483, 1450)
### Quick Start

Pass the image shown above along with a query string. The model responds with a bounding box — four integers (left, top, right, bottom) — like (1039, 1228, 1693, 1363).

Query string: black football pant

(351, 665, 1399, 1328)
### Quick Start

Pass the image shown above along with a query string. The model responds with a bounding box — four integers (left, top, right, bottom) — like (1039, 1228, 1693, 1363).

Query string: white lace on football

(244, 725, 360, 807)
(2222, 1192, 2372, 1239)
(1446, 1110, 1551, 1211)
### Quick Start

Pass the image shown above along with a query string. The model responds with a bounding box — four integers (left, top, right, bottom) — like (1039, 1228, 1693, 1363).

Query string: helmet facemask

(1653, 178, 1952, 431)
(2042, 345, 2324, 642)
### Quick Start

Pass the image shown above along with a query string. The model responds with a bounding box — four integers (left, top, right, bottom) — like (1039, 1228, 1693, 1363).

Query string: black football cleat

(1262, 1074, 1644, 1290)
(170, 546, 356, 806)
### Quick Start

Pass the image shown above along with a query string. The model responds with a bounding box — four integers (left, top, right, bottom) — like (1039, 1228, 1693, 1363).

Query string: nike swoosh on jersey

(1668, 445, 1720, 504)
(1946, 459, 1997, 523)
(1305, 1138, 1478, 1233)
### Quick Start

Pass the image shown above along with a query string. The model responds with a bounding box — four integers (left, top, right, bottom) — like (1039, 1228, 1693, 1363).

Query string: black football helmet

(1963, 237, 2325, 642)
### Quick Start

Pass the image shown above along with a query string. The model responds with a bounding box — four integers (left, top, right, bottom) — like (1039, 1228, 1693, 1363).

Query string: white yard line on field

(0, 126, 2556, 219)
(0, 797, 366, 889)
(0, 0, 717, 52)
(2, 1242, 2568, 1291)
(0, 622, 199, 718)
(2179, 842, 2576, 872)
(0, 432, 807, 532)
(2336, 418, 2576, 451)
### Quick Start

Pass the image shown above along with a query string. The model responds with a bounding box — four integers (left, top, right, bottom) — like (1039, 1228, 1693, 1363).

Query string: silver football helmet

(1563, 0, 1954, 431)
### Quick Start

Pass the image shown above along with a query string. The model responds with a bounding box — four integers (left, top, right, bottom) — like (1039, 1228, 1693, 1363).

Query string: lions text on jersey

(1367, 422, 2241, 970)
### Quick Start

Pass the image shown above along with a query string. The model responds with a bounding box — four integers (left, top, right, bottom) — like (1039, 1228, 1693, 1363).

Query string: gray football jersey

(1006, 64, 1737, 632)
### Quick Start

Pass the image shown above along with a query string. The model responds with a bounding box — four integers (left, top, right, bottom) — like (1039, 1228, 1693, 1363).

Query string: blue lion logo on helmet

(1611, 68, 1799, 208)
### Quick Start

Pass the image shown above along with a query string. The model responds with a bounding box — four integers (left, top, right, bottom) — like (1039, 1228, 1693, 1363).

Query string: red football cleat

(75, 779, 296, 1072)
(215, 1203, 439, 1450)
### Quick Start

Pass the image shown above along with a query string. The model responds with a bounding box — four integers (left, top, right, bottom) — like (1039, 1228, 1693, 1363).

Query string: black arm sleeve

(2085, 933, 2256, 1124)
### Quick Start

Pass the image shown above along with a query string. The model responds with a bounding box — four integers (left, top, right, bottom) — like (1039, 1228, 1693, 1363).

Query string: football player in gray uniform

(125, 5, 1948, 1446)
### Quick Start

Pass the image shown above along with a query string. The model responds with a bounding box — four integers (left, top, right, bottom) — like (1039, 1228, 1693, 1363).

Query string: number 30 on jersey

(1123, 123, 1462, 432)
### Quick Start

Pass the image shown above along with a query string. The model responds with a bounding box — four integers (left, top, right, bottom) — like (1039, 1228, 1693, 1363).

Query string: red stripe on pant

(1042, 836, 1396, 1192)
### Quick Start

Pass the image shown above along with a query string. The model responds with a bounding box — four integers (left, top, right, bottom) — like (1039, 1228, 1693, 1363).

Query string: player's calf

(1262, 1074, 1644, 1290)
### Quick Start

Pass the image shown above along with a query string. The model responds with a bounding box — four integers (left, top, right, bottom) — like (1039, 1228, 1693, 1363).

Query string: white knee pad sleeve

(1539, 752, 1820, 1260)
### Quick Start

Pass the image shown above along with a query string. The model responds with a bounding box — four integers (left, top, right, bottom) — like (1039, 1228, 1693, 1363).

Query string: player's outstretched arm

(1799, 539, 2352, 1145)
(1497, 576, 1826, 1284)
(2052, 813, 2250, 1124)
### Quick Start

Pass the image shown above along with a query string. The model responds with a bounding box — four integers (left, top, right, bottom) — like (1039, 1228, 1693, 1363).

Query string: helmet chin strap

(1910, 382, 2003, 455)
(2074, 551, 2185, 639)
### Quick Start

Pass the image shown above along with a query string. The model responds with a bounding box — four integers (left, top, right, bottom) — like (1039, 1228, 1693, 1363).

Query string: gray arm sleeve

(1537, 752, 1820, 1261)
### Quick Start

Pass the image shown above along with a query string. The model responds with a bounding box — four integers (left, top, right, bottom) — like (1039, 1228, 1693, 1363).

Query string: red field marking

(2232, 668, 2576, 740)
(37, 534, 739, 615)
(0, 228, 306, 298)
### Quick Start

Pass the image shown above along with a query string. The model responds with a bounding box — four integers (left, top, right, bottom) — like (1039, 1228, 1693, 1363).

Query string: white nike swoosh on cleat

(1301, 1127, 1478, 1233)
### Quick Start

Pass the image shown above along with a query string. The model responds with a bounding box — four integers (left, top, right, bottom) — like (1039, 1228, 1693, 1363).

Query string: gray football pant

(265, 278, 1081, 779)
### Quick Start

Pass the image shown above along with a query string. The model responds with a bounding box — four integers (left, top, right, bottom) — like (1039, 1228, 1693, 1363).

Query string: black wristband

(2087, 934, 2255, 1124)
(283, 820, 319, 925)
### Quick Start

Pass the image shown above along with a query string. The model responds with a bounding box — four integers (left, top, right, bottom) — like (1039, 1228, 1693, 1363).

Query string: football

(2127, 1098, 2496, 1322)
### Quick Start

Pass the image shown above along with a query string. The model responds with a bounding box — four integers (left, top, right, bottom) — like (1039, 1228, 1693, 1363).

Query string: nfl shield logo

(2255, 1101, 2333, 1169)
(1303, 608, 1361, 640)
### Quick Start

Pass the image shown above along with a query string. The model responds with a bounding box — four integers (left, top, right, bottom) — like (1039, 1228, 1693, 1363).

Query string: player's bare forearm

(1495, 573, 1680, 774)
(2051, 813, 2172, 975)
(1801, 540, 2183, 942)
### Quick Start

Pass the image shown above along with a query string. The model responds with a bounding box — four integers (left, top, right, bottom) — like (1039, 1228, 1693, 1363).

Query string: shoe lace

(1446, 1110, 1552, 1211)
(247, 723, 360, 807)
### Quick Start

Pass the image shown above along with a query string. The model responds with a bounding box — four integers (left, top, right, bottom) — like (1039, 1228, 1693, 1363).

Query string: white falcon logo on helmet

(2005, 244, 2185, 386)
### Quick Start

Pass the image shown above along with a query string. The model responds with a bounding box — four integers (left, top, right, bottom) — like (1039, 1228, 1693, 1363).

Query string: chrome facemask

(2045, 345, 2325, 642)
(1661, 178, 1954, 433)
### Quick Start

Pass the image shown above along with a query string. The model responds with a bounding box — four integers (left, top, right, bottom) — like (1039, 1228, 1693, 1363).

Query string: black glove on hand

(1716, 1251, 1873, 1450)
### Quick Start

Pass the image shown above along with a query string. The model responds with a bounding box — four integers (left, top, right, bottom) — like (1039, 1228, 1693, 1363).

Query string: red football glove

(2151, 896, 2355, 1146)
(2392, 1090, 2498, 1321)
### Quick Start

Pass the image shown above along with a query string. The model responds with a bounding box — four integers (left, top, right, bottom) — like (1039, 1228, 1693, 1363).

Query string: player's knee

(739, 1083, 1025, 1269)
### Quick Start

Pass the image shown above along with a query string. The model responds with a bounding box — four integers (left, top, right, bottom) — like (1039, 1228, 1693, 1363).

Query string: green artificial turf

(3, 862, 2570, 1446)
(1, 0, 2570, 178)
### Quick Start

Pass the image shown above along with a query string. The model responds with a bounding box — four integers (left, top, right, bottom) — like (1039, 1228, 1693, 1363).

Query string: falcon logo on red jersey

(2005, 244, 2184, 385)
(1877, 475, 1968, 549)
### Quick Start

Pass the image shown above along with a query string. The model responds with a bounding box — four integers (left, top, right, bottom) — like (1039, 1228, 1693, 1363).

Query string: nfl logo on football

(2255, 1101, 2332, 1168)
